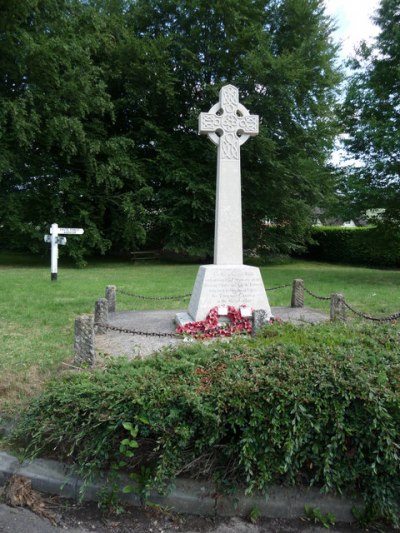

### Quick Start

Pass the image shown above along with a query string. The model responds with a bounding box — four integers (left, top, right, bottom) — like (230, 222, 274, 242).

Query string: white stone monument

(179, 85, 271, 323)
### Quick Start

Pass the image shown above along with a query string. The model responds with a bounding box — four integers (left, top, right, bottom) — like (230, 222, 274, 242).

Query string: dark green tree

(341, 0, 400, 228)
(128, 0, 342, 256)
(0, 0, 154, 262)
(0, 0, 341, 261)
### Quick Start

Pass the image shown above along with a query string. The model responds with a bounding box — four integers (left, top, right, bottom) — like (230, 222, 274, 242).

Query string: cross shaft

(199, 85, 259, 264)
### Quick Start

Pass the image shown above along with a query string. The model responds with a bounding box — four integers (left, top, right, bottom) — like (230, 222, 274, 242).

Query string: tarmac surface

(0, 502, 376, 533)
(95, 306, 329, 359)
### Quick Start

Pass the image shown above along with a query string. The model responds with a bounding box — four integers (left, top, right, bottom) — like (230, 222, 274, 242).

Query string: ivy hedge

(304, 226, 400, 267)
(15, 322, 400, 525)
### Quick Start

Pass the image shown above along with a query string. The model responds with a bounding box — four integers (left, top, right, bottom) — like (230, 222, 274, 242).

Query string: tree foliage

(0, 0, 341, 262)
(341, 0, 400, 227)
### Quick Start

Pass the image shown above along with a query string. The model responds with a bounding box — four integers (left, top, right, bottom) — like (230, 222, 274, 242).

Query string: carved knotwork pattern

(221, 115, 238, 132)
(239, 116, 258, 134)
(201, 114, 221, 131)
(199, 85, 259, 160)
(221, 133, 239, 160)
(221, 85, 239, 114)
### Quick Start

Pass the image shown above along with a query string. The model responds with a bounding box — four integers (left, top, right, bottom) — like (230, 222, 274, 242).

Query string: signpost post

(44, 223, 84, 280)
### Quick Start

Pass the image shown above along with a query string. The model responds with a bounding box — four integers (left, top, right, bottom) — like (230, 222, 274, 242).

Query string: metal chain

(303, 286, 331, 301)
(117, 288, 192, 300)
(342, 301, 400, 322)
(265, 283, 291, 291)
(96, 318, 252, 338)
(115, 283, 400, 324)
(119, 285, 293, 299)
(96, 322, 180, 338)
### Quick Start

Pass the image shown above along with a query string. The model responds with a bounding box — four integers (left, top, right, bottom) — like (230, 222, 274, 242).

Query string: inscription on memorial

(192, 273, 260, 303)
(187, 265, 271, 320)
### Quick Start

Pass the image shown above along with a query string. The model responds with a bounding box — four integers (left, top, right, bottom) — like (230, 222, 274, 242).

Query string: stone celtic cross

(199, 85, 259, 265)
(182, 85, 270, 323)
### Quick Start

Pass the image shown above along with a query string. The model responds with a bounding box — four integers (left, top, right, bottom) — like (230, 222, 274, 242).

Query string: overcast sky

(323, 1, 381, 166)
(324, 0, 380, 60)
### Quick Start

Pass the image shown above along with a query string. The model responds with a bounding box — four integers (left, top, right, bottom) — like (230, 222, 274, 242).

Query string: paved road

(0, 503, 87, 532)
(0, 501, 376, 533)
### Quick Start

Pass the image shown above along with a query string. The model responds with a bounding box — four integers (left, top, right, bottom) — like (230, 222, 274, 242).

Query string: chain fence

(96, 319, 252, 338)
(115, 283, 400, 324)
(303, 286, 331, 301)
(118, 284, 292, 300)
(342, 301, 400, 323)
(302, 284, 400, 323)
(265, 283, 291, 291)
(96, 322, 180, 338)
(117, 288, 192, 301)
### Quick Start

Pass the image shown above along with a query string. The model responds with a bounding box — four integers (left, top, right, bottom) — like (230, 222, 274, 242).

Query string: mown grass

(0, 251, 400, 414)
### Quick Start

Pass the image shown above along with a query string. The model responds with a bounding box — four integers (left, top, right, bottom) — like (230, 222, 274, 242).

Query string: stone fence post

(95, 298, 109, 334)
(74, 314, 95, 366)
(291, 279, 304, 308)
(105, 285, 116, 312)
(330, 293, 346, 321)
(252, 309, 269, 337)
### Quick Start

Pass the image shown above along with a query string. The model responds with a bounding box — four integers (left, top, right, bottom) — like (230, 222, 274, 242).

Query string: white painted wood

(45, 223, 84, 280)
(50, 223, 59, 280)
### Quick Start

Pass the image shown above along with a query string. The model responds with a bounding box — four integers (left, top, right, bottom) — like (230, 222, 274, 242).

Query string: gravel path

(95, 307, 329, 359)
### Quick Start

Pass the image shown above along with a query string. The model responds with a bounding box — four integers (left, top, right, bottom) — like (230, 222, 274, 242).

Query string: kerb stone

(0, 453, 20, 485)
(18, 458, 79, 499)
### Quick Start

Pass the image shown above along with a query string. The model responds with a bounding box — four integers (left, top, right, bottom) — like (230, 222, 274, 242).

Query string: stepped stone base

(184, 265, 272, 322)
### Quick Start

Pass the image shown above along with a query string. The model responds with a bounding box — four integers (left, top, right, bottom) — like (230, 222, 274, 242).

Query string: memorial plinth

(181, 85, 272, 323)
(188, 265, 270, 321)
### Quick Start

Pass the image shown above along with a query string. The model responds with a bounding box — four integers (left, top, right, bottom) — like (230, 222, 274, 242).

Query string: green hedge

(14, 322, 400, 525)
(305, 226, 400, 267)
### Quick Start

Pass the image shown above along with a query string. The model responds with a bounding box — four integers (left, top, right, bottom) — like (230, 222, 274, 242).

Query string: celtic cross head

(199, 85, 259, 160)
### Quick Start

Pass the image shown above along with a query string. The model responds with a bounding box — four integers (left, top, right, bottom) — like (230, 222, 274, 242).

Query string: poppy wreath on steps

(176, 305, 253, 338)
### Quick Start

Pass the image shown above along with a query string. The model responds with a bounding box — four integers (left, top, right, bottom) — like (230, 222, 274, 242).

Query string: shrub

(14, 322, 400, 525)
(305, 226, 400, 267)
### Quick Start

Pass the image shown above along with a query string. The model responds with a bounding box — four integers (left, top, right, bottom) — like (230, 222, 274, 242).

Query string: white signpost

(44, 223, 84, 280)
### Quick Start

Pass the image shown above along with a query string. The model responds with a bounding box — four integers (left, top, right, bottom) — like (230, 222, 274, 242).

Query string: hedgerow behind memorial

(305, 226, 400, 267)
(15, 322, 400, 525)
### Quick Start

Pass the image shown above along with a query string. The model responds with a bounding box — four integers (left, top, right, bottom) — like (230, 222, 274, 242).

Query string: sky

(324, 0, 381, 167)
(324, 0, 380, 60)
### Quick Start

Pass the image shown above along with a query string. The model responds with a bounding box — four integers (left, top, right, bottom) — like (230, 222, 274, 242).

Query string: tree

(0, 0, 341, 261)
(341, 0, 400, 228)
(0, 0, 154, 263)
(128, 0, 342, 256)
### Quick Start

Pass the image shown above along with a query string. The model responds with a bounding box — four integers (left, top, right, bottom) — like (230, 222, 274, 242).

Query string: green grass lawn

(1, 251, 400, 413)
